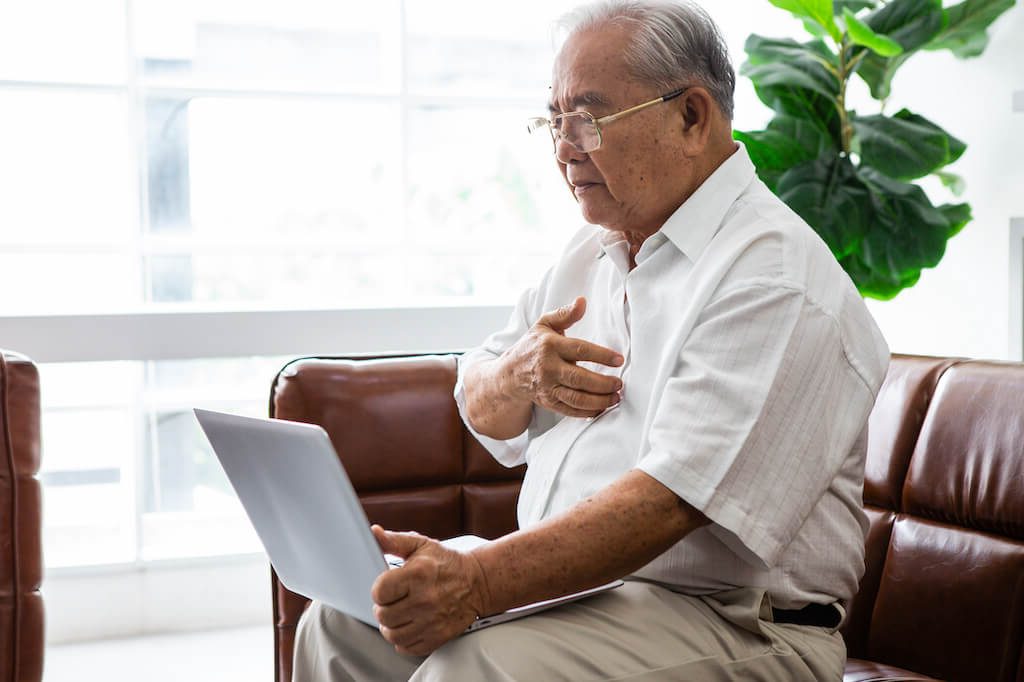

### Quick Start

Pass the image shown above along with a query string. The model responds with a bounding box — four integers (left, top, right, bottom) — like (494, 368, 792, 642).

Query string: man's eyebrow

(547, 91, 614, 114)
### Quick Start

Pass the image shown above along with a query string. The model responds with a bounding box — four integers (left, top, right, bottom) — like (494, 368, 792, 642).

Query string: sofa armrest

(1, 350, 44, 682)
(268, 353, 525, 682)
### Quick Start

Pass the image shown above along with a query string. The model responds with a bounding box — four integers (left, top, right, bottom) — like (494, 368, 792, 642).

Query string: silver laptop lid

(194, 408, 385, 626)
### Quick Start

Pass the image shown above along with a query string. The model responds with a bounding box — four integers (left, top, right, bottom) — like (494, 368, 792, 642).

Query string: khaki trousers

(292, 580, 846, 681)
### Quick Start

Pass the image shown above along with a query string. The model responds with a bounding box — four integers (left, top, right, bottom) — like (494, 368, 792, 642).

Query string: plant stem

(836, 37, 853, 154)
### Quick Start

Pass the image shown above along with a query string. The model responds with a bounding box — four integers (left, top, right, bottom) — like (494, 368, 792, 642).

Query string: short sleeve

(636, 280, 878, 568)
(454, 284, 563, 468)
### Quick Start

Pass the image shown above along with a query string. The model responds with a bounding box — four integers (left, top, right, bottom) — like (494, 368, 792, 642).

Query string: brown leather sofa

(269, 353, 1024, 682)
(0, 351, 44, 682)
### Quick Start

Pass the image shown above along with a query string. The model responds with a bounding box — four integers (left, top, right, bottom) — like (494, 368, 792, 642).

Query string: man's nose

(555, 135, 588, 164)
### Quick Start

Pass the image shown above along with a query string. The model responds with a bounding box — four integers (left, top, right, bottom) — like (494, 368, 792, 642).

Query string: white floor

(45, 626, 273, 682)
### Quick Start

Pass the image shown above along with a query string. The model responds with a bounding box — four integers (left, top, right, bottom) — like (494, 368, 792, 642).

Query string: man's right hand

(498, 296, 624, 419)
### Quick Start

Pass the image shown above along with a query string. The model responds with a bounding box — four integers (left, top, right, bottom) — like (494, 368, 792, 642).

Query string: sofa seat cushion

(843, 658, 940, 681)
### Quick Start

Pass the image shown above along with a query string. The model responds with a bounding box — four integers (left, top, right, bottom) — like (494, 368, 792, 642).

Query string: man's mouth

(572, 182, 600, 195)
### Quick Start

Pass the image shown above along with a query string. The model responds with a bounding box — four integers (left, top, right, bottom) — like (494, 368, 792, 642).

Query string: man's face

(550, 24, 691, 236)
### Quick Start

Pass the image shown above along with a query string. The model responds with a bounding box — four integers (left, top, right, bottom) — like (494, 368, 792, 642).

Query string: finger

(394, 640, 428, 657)
(541, 401, 606, 419)
(380, 619, 424, 649)
(558, 364, 623, 395)
(555, 336, 624, 367)
(374, 603, 414, 629)
(371, 571, 410, 606)
(536, 296, 587, 334)
(550, 385, 620, 412)
(372, 526, 427, 559)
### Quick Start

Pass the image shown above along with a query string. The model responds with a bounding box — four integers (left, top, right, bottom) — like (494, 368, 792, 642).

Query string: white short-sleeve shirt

(454, 144, 890, 609)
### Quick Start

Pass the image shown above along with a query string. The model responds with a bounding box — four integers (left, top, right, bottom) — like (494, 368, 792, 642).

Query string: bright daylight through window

(0, 0, 582, 568)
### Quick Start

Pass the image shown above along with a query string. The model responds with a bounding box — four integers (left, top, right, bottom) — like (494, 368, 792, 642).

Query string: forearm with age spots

(470, 469, 708, 616)
(462, 358, 533, 440)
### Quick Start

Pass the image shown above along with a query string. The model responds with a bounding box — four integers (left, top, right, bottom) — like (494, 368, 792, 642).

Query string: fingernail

(613, 354, 624, 365)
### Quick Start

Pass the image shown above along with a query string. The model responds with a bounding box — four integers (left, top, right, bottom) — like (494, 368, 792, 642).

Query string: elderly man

(294, 1, 889, 680)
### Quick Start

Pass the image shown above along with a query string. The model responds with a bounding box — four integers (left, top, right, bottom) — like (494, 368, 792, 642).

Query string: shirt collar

(660, 142, 755, 263)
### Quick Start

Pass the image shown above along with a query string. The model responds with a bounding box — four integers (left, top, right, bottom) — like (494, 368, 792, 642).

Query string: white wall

(716, 1, 1024, 361)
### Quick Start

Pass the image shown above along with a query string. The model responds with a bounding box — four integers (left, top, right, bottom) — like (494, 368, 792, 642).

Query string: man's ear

(677, 87, 716, 156)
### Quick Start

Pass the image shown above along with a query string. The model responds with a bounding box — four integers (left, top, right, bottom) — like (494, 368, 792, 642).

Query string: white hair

(556, 0, 736, 119)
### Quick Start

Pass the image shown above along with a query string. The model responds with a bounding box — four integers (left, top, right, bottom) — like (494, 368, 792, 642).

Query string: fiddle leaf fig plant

(736, 0, 1014, 299)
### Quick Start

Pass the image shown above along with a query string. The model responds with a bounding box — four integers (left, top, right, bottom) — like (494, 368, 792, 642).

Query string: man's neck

(619, 138, 739, 270)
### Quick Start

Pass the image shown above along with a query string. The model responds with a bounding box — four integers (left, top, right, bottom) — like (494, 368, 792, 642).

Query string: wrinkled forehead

(549, 25, 639, 112)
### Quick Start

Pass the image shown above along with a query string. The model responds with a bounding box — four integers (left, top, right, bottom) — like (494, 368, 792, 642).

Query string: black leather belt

(771, 602, 841, 628)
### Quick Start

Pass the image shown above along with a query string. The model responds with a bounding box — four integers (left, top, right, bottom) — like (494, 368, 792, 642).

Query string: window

(1, 0, 582, 569)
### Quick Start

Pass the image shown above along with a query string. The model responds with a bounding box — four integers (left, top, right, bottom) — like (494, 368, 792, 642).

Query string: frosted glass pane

(143, 96, 401, 241)
(0, 91, 136, 246)
(140, 405, 263, 560)
(42, 409, 135, 473)
(0, 254, 141, 314)
(39, 356, 287, 567)
(43, 484, 135, 567)
(405, 0, 578, 96)
(38, 361, 139, 409)
(408, 249, 557, 301)
(407, 104, 579, 298)
(133, 0, 401, 92)
(0, 0, 126, 84)
(41, 407, 136, 568)
(146, 250, 402, 305)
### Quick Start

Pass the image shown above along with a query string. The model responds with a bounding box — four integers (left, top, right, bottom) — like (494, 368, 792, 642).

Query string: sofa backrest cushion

(269, 354, 524, 682)
(844, 356, 1024, 682)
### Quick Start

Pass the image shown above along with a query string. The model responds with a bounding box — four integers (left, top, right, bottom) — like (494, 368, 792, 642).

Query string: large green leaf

(855, 53, 910, 100)
(834, 0, 878, 12)
(839, 252, 921, 299)
(734, 129, 804, 190)
(742, 36, 840, 99)
(849, 168, 955, 297)
(769, 0, 842, 40)
(775, 156, 873, 259)
(851, 109, 965, 180)
(934, 170, 966, 196)
(768, 115, 837, 158)
(742, 36, 841, 132)
(735, 114, 836, 191)
(939, 202, 972, 237)
(863, 0, 946, 48)
(857, 0, 945, 99)
(926, 0, 1015, 58)
(844, 9, 904, 56)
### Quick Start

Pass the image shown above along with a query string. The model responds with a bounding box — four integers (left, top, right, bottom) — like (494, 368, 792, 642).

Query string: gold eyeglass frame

(527, 87, 689, 154)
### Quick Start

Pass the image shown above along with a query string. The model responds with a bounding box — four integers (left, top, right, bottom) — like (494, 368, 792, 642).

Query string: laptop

(193, 408, 622, 632)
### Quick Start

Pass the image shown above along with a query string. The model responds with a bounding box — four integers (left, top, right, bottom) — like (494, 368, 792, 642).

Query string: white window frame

(0, 305, 512, 363)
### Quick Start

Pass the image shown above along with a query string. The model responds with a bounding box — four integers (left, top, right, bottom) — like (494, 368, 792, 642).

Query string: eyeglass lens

(553, 112, 601, 154)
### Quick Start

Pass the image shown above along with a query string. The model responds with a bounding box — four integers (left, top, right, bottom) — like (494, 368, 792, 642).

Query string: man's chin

(577, 198, 614, 228)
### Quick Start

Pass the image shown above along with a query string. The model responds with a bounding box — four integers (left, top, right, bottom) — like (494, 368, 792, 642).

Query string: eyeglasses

(527, 87, 688, 156)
